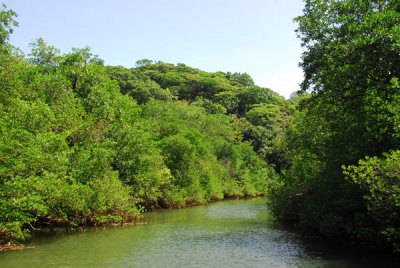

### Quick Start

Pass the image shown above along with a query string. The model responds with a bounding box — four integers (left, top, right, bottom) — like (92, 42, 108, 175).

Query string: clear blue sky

(5, 0, 305, 98)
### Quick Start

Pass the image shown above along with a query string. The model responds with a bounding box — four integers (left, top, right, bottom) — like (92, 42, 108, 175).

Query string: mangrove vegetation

(1, 0, 400, 254)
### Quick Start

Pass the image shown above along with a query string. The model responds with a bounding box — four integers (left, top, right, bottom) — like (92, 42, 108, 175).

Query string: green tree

(135, 58, 153, 67)
(297, 0, 400, 153)
(344, 151, 400, 251)
(0, 15, 283, 246)
(270, 0, 400, 252)
(0, 3, 17, 45)
(225, 72, 254, 87)
(28, 38, 61, 70)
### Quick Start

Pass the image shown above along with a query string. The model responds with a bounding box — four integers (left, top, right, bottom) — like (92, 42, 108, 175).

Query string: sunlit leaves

(0, 3, 17, 45)
(0, 16, 282, 245)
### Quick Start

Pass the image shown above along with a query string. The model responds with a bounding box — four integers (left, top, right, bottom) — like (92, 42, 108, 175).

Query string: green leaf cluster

(0, 4, 284, 246)
(268, 0, 400, 252)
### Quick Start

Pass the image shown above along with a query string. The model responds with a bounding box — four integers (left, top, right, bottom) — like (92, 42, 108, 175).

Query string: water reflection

(0, 199, 399, 268)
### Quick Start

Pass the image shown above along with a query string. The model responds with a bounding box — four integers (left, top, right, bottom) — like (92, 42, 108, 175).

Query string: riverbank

(0, 243, 26, 252)
(0, 195, 264, 252)
(1, 199, 399, 267)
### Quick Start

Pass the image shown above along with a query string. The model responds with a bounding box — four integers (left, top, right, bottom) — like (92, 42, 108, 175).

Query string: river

(0, 199, 398, 267)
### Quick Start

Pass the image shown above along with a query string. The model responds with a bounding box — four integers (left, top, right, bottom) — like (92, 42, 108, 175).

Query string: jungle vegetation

(268, 0, 400, 253)
(1, 0, 400, 253)
(0, 3, 288, 246)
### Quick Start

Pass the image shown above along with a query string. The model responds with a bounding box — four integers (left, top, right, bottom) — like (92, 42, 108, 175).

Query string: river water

(0, 199, 398, 267)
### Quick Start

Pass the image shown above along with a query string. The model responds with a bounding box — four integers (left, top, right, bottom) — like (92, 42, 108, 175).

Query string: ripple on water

(1, 199, 399, 268)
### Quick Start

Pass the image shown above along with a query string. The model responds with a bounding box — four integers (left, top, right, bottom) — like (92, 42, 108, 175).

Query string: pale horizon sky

(5, 0, 305, 98)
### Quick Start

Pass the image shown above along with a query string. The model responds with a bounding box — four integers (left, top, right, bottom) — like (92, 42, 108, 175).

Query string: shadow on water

(0, 198, 399, 268)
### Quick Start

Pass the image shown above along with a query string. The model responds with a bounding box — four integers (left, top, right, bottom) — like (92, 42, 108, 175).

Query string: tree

(296, 0, 400, 154)
(344, 150, 400, 251)
(0, 21, 281, 245)
(0, 4, 17, 45)
(269, 0, 400, 251)
(225, 72, 254, 88)
(28, 38, 61, 73)
(135, 58, 153, 67)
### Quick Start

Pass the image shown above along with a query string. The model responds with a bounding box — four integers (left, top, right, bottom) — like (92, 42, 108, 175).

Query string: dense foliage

(3, 0, 399, 253)
(0, 5, 286, 246)
(268, 0, 400, 252)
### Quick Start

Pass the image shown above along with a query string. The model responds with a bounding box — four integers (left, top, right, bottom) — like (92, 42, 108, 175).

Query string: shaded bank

(1, 199, 400, 267)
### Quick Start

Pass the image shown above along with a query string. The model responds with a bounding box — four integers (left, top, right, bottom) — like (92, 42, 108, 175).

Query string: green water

(0, 199, 398, 267)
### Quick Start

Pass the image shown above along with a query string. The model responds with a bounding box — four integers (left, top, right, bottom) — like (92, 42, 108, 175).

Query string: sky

(5, 0, 305, 98)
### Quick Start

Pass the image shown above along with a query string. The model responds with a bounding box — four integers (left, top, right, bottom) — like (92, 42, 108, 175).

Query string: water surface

(0, 199, 398, 267)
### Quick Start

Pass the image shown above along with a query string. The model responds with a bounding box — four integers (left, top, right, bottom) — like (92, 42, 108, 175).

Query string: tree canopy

(268, 0, 400, 252)
(2, 1, 400, 253)
(0, 4, 284, 246)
